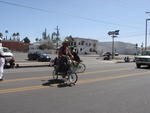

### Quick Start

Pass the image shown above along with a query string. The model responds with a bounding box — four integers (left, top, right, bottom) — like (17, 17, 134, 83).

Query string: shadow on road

(136, 66, 150, 70)
(42, 79, 74, 88)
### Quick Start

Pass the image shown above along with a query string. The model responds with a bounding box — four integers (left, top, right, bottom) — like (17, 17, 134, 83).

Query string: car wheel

(136, 64, 141, 68)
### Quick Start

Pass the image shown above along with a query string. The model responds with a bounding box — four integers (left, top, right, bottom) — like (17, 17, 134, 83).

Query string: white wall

(71, 38, 98, 54)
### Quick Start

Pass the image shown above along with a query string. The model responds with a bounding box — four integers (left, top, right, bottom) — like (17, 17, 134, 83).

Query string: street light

(108, 30, 119, 59)
(145, 18, 150, 50)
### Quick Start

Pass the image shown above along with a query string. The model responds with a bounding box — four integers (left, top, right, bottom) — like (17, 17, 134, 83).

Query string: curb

(15, 64, 49, 68)
(15, 62, 50, 68)
(115, 61, 134, 63)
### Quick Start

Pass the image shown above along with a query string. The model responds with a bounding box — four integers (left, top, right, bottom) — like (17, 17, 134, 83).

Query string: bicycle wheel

(67, 72, 78, 84)
(52, 70, 58, 80)
(76, 63, 86, 73)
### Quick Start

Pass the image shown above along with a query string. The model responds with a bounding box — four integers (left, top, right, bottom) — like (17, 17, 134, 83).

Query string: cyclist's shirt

(72, 51, 80, 62)
(57, 46, 71, 73)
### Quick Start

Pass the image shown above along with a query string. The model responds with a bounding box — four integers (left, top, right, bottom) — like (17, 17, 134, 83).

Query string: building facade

(68, 37, 98, 54)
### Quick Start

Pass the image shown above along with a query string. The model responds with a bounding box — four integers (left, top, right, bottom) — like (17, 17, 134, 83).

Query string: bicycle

(72, 61, 86, 73)
(52, 58, 78, 84)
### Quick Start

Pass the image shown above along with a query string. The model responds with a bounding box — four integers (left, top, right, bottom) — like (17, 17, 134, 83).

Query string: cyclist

(55, 39, 73, 74)
(69, 46, 81, 62)
(69, 46, 86, 73)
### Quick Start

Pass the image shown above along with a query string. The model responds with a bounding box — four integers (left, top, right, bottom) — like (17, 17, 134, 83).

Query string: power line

(146, 12, 150, 14)
(120, 34, 144, 39)
(0, 0, 142, 29)
(0, 0, 51, 13)
(119, 33, 150, 39)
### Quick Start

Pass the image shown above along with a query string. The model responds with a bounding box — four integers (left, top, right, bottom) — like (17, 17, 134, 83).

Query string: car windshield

(37, 51, 46, 54)
(2, 48, 11, 52)
(143, 51, 150, 55)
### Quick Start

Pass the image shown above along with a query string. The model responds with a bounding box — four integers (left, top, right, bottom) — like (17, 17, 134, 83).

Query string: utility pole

(108, 30, 119, 59)
(145, 12, 150, 50)
(145, 19, 150, 50)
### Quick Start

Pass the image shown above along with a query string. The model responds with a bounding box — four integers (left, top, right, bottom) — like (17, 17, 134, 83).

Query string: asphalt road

(1, 59, 150, 113)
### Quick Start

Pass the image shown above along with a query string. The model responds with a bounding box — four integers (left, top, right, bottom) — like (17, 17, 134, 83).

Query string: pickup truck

(135, 51, 150, 68)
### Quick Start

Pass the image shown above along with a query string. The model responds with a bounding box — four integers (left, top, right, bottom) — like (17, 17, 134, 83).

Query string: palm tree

(5, 30, 8, 40)
(16, 32, 20, 41)
(35, 38, 39, 42)
(12, 33, 16, 41)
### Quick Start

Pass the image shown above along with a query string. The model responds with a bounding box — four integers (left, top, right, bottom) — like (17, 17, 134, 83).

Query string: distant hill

(97, 41, 138, 55)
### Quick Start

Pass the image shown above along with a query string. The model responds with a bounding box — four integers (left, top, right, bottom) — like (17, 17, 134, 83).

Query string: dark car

(38, 53, 51, 62)
(115, 53, 119, 56)
(28, 52, 41, 60)
(102, 52, 111, 60)
(102, 52, 112, 56)
(28, 52, 51, 62)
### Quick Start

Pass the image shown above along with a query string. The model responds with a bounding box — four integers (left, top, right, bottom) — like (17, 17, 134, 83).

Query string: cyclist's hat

(63, 39, 70, 43)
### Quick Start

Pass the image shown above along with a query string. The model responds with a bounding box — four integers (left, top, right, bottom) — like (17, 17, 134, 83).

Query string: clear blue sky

(0, 0, 150, 46)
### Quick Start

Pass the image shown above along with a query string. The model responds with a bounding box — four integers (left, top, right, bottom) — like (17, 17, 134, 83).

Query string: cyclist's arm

(66, 47, 74, 59)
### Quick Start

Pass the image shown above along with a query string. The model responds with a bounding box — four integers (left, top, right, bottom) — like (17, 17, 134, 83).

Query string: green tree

(23, 37, 30, 43)
(35, 38, 39, 42)
(16, 32, 20, 41)
(12, 33, 16, 40)
(0, 33, 3, 38)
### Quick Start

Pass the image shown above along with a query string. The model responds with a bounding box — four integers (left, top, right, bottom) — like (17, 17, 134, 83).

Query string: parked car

(102, 52, 111, 60)
(38, 53, 51, 62)
(28, 52, 51, 62)
(102, 52, 112, 56)
(115, 53, 119, 56)
(103, 55, 110, 60)
(28, 52, 41, 60)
